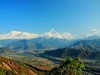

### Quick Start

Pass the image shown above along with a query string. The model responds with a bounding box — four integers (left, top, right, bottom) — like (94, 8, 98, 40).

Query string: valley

(0, 37, 100, 75)
(2, 49, 100, 75)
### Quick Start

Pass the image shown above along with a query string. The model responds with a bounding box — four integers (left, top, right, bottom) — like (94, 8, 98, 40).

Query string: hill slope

(0, 47, 14, 54)
(5, 39, 37, 50)
(43, 48, 100, 59)
(30, 37, 70, 48)
(0, 39, 18, 47)
(82, 45, 100, 51)
(5, 38, 70, 50)
(69, 39, 100, 49)
(0, 55, 37, 75)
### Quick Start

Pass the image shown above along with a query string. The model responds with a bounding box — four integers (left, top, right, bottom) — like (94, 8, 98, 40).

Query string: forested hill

(5, 39, 37, 50)
(43, 48, 100, 59)
(81, 45, 100, 51)
(0, 47, 14, 54)
(69, 39, 100, 49)
(5, 38, 70, 50)
(30, 37, 70, 48)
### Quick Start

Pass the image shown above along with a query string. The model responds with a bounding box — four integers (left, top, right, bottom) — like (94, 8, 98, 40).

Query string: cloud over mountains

(87, 29, 100, 37)
(0, 29, 75, 40)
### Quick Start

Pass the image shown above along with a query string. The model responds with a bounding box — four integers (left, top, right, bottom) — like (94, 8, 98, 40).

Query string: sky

(0, 0, 100, 39)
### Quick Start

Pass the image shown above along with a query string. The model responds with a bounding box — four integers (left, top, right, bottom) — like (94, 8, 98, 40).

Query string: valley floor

(0, 50, 100, 75)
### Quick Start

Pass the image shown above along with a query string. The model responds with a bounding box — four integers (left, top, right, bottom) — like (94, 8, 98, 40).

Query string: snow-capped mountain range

(0, 29, 75, 40)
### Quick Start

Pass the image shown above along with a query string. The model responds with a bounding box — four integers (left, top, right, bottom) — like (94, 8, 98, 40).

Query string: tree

(50, 57, 85, 75)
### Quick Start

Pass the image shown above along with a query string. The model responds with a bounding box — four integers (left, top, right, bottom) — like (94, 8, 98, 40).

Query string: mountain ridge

(69, 39, 100, 49)
(43, 47, 100, 59)
(81, 45, 100, 51)
(0, 47, 14, 54)
(0, 29, 75, 40)
(5, 39, 37, 50)
(5, 38, 70, 50)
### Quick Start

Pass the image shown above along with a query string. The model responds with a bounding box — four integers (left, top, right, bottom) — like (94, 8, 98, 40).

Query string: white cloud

(91, 29, 96, 31)
(98, 30, 100, 32)
(86, 33, 93, 37)
(86, 29, 100, 37)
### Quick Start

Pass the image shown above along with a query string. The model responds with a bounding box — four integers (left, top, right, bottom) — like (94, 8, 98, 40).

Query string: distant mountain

(0, 29, 75, 40)
(0, 55, 37, 75)
(0, 31, 39, 39)
(5, 38, 71, 50)
(84, 36, 100, 40)
(43, 48, 100, 59)
(69, 36, 100, 46)
(69, 39, 100, 49)
(34, 42, 51, 49)
(82, 45, 100, 51)
(0, 47, 14, 54)
(0, 39, 18, 47)
(5, 39, 37, 50)
(68, 39, 81, 46)
(41, 29, 75, 40)
(30, 37, 71, 48)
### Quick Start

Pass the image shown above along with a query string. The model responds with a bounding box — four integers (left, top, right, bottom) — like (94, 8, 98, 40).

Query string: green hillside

(43, 48, 100, 59)
(30, 37, 70, 48)
(5, 39, 37, 50)
(82, 45, 100, 51)
(35, 43, 51, 49)
(0, 67, 17, 75)
(69, 39, 100, 49)
(0, 47, 14, 54)
(5, 38, 70, 50)
(0, 39, 18, 47)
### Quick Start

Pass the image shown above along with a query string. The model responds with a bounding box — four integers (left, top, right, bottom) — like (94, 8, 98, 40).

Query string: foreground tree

(50, 57, 85, 75)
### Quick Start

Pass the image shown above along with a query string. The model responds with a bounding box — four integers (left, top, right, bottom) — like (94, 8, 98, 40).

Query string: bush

(50, 57, 85, 75)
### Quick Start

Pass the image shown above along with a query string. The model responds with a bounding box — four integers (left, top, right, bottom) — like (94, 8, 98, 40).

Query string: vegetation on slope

(5, 39, 37, 50)
(43, 48, 100, 59)
(0, 39, 18, 47)
(30, 37, 70, 48)
(82, 45, 100, 51)
(0, 67, 17, 75)
(50, 57, 85, 75)
(0, 55, 37, 75)
(0, 47, 14, 54)
(4, 38, 71, 50)
(69, 39, 100, 49)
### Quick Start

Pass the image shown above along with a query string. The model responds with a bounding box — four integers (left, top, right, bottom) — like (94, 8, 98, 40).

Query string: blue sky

(0, 0, 100, 38)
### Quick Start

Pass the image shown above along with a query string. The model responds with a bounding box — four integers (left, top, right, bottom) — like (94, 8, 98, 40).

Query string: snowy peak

(41, 29, 62, 39)
(41, 29, 75, 40)
(8, 31, 22, 37)
(50, 29, 57, 34)
(10, 31, 22, 34)
(0, 31, 39, 39)
(0, 29, 75, 40)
